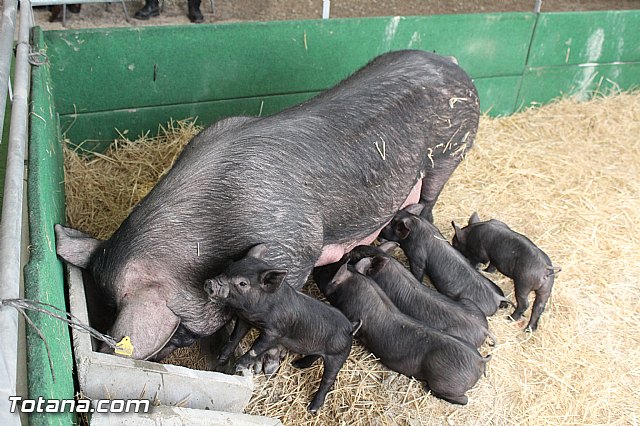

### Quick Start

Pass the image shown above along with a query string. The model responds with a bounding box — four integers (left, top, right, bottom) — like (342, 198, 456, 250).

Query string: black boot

(188, 0, 203, 23)
(134, 0, 160, 20)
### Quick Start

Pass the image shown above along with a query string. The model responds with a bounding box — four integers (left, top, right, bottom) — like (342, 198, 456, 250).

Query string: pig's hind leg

(418, 160, 460, 223)
(307, 351, 350, 413)
(526, 278, 553, 331)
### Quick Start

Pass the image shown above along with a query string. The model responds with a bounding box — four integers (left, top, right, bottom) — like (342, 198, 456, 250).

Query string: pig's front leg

(527, 284, 552, 332)
(218, 318, 252, 364)
(408, 256, 427, 283)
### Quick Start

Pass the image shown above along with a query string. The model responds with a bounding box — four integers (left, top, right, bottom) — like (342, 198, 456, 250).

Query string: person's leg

(188, 0, 204, 23)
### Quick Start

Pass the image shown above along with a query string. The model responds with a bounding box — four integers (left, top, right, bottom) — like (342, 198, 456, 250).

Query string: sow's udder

(315, 180, 422, 266)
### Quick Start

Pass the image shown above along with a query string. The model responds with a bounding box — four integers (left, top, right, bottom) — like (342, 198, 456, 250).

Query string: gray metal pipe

(322, 0, 330, 19)
(534, 0, 542, 13)
(0, 0, 32, 424)
(0, 0, 18, 144)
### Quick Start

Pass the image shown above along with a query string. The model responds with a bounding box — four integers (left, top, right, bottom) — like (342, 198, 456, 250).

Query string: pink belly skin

(315, 180, 422, 266)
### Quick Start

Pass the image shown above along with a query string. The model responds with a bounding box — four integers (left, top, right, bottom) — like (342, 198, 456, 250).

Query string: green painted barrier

(24, 10, 639, 425)
(517, 11, 640, 106)
(25, 29, 75, 426)
(46, 13, 537, 148)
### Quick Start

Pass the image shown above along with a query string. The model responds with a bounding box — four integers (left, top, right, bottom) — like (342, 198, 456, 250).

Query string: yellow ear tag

(115, 336, 134, 357)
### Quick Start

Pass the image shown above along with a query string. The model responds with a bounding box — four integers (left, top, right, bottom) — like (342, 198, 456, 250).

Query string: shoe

(188, 0, 203, 23)
(134, 0, 160, 20)
(48, 5, 62, 22)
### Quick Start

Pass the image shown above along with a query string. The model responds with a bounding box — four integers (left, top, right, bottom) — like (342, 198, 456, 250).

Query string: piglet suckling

(343, 244, 494, 347)
(380, 204, 510, 316)
(204, 244, 354, 413)
(452, 212, 560, 331)
(316, 262, 490, 405)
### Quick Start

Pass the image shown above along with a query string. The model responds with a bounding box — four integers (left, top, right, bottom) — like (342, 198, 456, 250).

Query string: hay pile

(63, 92, 640, 425)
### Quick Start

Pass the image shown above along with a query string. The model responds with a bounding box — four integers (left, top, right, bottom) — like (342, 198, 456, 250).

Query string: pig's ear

(404, 203, 425, 216)
(331, 263, 351, 286)
(259, 269, 287, 293)
(354, 257, 372, 275)
(452, 221, 467, 244)
(54, 224, 103, 269)
(394, 217, 413, 240)
(369, 256, 390, 276)
(377, 241, 399, 254)
(469, 212, 481, 225)
(246, 243, 268, 260)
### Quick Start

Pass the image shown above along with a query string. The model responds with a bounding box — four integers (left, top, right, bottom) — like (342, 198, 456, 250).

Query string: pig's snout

(204, 278, 229, 300)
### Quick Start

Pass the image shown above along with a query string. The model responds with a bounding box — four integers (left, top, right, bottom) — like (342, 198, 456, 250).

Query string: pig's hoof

(235, 354, 257, 375)
(234, 364, 253, 377)
(437, 394, 468, 405)
(509, 311, 524, 322)
(263, 361, 279, 375)
(307, 397, 324, 414)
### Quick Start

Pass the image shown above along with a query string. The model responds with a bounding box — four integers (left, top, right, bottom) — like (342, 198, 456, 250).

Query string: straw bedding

(63, 92, 640, 425)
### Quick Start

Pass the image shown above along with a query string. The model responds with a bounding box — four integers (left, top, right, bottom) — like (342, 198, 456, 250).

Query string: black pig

(55, 50, 479, 365)
(452, 212, 560, 331)
(204, 244, 354, 413)
(317, 262, 489, 405)
(380, 204, 510, 316)
(351, 250, 495, 347)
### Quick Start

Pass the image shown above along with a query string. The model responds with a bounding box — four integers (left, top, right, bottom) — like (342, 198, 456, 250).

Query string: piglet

(380, 204, 510, 316)
(350, 247, 495, 347)
(317, 261, 489, 405)
(204, 244, 354, 413)
(452, 212, 560, 331)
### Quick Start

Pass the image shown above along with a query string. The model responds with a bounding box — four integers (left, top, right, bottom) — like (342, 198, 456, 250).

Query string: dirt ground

(31, 0, 639, 30)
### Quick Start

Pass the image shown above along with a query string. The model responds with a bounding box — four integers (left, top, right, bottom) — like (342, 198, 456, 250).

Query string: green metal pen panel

(24, 30, 75, 426)
(518, 10, 640, 109)
(528, 11, 640, 67)
(518, 62, 640, 108)
(61, 91, 319, 153)
(44, 13, 535, 120)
